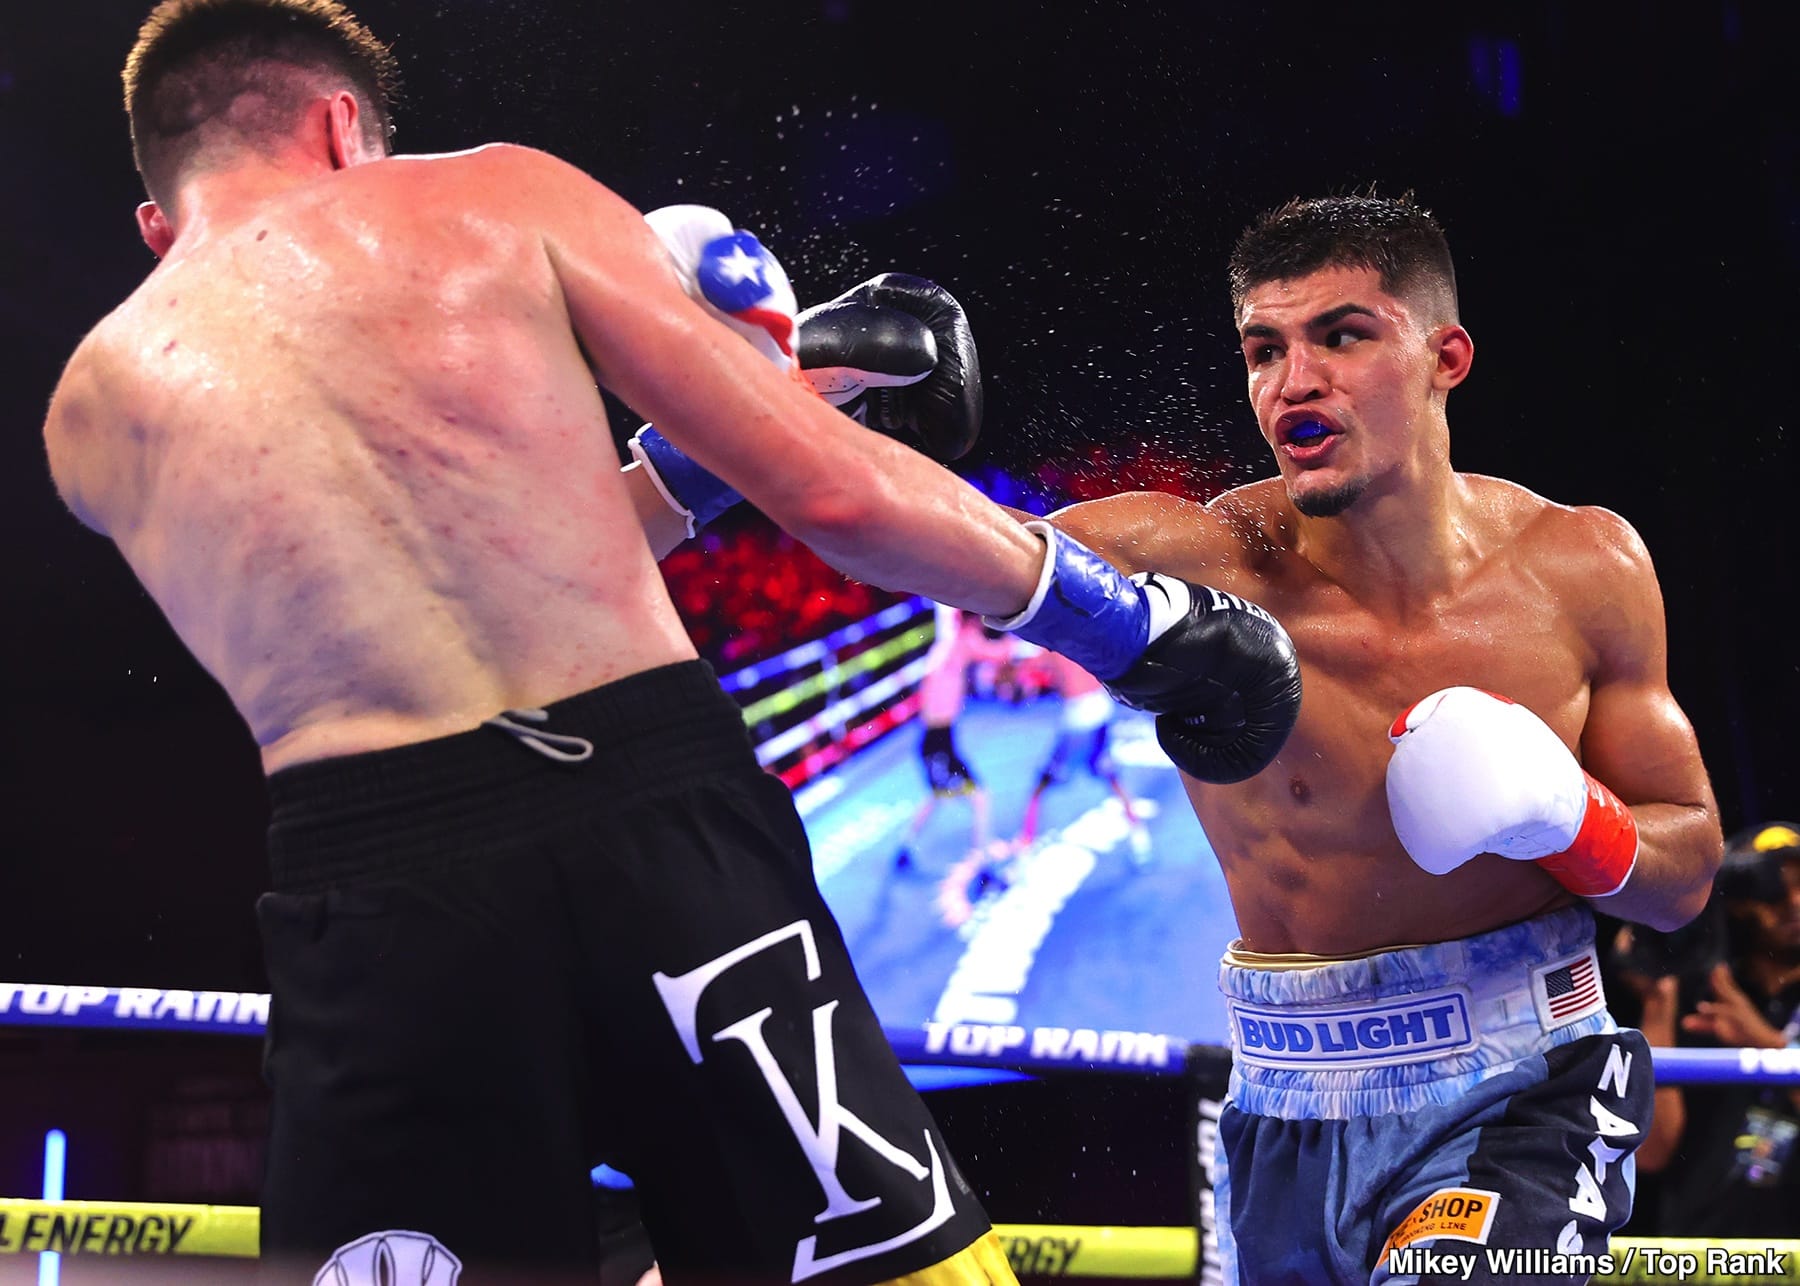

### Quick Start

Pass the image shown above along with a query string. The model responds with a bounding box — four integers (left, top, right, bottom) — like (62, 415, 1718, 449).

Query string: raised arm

(1570, 509, 1722, 929)
(506, 145, 1046, 614)
(499, 144, 1300, 781)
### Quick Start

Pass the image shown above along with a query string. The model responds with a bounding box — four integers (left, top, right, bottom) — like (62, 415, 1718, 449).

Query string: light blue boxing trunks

(1214, 906, 1651, 1286)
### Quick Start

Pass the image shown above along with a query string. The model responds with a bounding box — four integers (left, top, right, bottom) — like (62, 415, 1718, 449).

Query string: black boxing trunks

(258, 661, 992, 1285)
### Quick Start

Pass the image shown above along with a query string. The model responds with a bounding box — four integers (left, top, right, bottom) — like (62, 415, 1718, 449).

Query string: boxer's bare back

(46, 146, 699, 772)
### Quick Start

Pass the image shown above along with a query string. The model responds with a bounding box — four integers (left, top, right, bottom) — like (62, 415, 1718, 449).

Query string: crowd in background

(659, 437, 1230, 671)
(1601, 823, 1800, 1238)
(659, 520, 902, 669)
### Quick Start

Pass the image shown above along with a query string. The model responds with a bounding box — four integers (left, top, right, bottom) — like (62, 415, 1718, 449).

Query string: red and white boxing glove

(1385, 686, 1639, 897)
(630, 205, 804, 535)
(643, 203, 799, 371)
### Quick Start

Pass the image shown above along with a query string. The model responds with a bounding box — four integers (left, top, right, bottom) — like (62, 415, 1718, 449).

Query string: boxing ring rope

(5, 984, 1797, 1088)
(9, 608, 1796, 1278)
(714, 595, 938, 787)
(4, 990, 1798, 1278)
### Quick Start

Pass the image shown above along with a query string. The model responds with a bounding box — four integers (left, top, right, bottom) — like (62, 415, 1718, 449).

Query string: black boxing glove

(633, 248, 983, 538)
(984, 525, 1301, 784)
(1103, 575, 1303, 784)
(797, 273, 982, 461)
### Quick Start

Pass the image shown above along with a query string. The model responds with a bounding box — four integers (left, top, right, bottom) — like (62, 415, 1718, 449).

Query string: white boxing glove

(643, 203, 799, 372)
(629, 205, 803, 536)
(1385, 686, 1639, 897)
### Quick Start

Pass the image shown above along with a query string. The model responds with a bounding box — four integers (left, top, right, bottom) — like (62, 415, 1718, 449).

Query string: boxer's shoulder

(417, 142, 633, 225)
(1514, 493, 1654, 595)
(43, 326, 128, 532)
(1463, 477, 1664, 668)
(1461, 474, 1653, 585)
(1044, 483, 1261, 580)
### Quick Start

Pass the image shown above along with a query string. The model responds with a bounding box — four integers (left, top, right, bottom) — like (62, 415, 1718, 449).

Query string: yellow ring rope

(0, 1201, 1793, 1283)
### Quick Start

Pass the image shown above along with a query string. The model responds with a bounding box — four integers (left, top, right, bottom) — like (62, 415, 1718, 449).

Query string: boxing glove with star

(629, 208, 981, 538)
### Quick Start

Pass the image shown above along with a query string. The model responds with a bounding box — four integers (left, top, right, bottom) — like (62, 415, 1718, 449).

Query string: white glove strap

(626, 430, 699, 541)
(982, 521, 1059, 632)
(1130, 571, 1194, 646)
(804, 365, 930, 408)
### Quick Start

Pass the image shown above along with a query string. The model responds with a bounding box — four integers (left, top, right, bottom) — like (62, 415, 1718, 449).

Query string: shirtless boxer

(1039, 195, 1723, 1284)
(42, 2, 1300, 1282)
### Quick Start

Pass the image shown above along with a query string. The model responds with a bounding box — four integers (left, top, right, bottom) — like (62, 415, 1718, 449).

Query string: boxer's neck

(159, 155, 331, 256)
(1292, 458, 1473, 613)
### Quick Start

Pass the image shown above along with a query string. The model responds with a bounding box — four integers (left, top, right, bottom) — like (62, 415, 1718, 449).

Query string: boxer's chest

(1258, 570, 1593, 806)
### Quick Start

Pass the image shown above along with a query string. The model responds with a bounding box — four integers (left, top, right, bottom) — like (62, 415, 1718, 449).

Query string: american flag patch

(1531, 948, 1605, 1029)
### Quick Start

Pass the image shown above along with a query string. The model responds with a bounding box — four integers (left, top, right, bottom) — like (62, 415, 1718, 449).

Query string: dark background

(2, 2, 1795, 1008)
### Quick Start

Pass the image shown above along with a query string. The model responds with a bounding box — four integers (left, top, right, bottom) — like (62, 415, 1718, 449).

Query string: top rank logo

(0, 983, 268, 1030)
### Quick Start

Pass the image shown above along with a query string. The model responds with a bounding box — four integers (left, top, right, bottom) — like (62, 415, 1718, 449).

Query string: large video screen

(722, 593, 1238, 1056)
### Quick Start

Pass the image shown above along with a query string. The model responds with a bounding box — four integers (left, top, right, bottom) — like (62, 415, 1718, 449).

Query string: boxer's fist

(633, 205, 803, 535)
(1104, 575, 1303, 784)
(1385, 687, 1638, 896)
(645, 204, 798, 371)
(797, 274, 982, 461)
(986, 523, 1300, 784)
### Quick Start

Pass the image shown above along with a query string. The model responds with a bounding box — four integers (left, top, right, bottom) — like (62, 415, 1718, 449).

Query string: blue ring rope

(0, 984, 1792, 1084)
(716, 597, 930, 694)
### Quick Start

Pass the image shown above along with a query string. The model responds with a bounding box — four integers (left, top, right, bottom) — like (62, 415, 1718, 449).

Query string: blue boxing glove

(986, 523, 1303, 783)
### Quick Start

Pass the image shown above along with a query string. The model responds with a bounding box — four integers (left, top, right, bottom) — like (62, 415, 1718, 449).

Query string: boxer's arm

(1032, 489, 1239, 576)
(510, 144, 1045, 614)
(1567, 508, 1721, 930)
(1001, 489, 1301, 783)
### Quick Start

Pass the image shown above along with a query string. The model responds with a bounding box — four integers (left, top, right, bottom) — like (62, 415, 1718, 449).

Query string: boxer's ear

(136, 201, 174, 259)
(325, 91, 378, 169)
(1430, 323, 1474, 391)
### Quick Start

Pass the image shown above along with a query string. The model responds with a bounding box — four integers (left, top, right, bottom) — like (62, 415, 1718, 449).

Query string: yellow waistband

(1223, 940, 1430, 971)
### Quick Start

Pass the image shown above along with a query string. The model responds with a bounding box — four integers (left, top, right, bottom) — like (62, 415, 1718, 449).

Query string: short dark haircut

(124, 0, 400, 208)
(1228, 192, 1459, 325)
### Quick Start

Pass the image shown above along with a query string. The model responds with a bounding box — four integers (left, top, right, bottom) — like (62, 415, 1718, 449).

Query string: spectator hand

(1681, 963, 1786, 1049)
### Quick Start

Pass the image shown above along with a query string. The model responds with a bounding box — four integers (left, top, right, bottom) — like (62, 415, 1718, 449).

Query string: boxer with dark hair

(1039, 193, 1723, 1282)
(43, 2, 1303, 1281)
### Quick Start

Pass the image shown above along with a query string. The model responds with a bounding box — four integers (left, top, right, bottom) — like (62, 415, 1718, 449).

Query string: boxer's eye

(1324, 327, 1364, 349)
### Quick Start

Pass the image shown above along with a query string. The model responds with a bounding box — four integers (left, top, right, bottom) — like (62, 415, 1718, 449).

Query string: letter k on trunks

(654, 920, 956, 1279)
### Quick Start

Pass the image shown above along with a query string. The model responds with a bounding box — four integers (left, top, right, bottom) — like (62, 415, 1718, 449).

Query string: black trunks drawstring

(483, 708, 595, 763)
